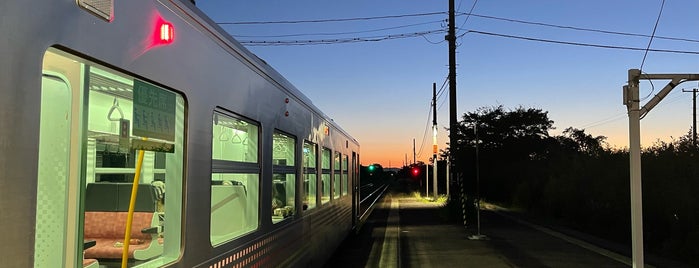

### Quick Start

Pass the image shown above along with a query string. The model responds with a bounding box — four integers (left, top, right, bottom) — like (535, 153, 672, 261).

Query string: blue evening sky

(197, 0, 699, 167)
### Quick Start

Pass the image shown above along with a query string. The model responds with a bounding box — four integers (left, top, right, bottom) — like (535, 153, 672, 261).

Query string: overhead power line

(232, 20, 444, 38)
(239, 30, 447, 46)
(218, 11, 446, 25)
(459, 12, 699, 44)
(218, 10, 699, 49)
(456, 0, 479, 35)
(416, 101, 434, 158)
(217, 11, 699, 45)
(238, 26, 699, 53)
(466, 30, 699, 55)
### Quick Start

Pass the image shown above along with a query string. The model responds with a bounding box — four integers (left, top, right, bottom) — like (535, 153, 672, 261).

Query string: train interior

(36, 48, 185, 267)
(302, 143, 318, 211)
(211, 113, 260, 246)
(271, 132, 296, 223)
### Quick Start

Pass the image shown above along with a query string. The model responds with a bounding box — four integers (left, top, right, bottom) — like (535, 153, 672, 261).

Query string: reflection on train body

(3, 1, 361, 267)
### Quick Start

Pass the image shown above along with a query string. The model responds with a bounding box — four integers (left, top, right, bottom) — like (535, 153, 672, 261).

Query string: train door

(34, 72, 79, 267)
(35, 48, 186, 267)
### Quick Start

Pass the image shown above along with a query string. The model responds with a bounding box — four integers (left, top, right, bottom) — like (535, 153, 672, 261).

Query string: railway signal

(411, 167, 420, 177)
(368, 165, 376, 172)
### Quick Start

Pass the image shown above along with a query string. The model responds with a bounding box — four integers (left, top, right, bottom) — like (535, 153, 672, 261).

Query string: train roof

(185, 1, 358, 145)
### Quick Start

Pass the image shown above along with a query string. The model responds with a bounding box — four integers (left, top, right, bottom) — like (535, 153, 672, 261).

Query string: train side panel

(0, 0, 359, 267)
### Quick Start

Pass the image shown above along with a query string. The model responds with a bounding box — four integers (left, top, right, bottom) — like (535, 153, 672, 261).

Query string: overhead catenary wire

(436, 74, 449, 98)
(417, 75, 449, 159)
(220, 11, 699, 45)
(639, 0, 666, 71)
(463, 30, 699, 55)
(416, 101, 434, 158)
(237, 25, 699, 53)
(221, 9, 699, 50)
(580, 89, 687, 130)
(458, 12, 699, 44)
(640, 73, 657, 101)
(578, 113, 627, 129)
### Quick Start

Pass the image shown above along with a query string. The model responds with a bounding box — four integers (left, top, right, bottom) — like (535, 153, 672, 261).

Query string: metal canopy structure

(623, 69, 699, 268)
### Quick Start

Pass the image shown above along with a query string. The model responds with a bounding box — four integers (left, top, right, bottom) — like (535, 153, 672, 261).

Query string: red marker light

(159, 22, 174, 44)
(141, 15, 175, 53)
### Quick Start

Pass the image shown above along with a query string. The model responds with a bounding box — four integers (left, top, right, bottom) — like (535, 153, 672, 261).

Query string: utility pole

(468, 122, 486, 240)
(446, 0, 462, 227)
(447, 0, 456, 145)
(432, 83, 439, 199)
(682, 88, 698, 145)
(413, 138, 416, 165)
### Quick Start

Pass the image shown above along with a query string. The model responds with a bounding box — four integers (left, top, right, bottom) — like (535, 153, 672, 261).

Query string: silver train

(0, 1, 360, 267)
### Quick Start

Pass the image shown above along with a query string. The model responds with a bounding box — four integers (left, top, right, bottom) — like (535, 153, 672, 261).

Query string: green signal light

(368, 165, 375, 172)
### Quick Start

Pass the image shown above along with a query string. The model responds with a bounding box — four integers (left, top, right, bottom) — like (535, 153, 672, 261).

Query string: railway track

(355, 183, 389, 232)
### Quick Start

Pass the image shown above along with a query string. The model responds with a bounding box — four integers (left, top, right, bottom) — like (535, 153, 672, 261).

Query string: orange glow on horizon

(360, 128, 684, 168)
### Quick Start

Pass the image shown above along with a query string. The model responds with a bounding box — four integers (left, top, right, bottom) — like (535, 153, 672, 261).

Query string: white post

(626, 69, 644, 268)
(425, 162, 429, 199)
(623, 70, 699, 268)
(446, 158, 450, 198)
(433, 125, 438, 199)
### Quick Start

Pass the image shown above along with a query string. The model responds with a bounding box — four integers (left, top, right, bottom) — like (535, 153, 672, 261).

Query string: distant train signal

(411, 167, 419, 176)
(368, 165, 376, 172)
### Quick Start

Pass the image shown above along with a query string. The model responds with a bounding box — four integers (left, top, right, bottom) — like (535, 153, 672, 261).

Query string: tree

(450, 105, 555, 206)
(360, 163, 384, 182)
(556, 127, 607, 156)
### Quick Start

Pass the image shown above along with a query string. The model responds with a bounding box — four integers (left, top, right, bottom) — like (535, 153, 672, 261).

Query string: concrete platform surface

(325, 193, 662, 268)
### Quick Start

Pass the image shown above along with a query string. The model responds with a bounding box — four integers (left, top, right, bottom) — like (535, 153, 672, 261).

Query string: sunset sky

(198, 0, 699, 167)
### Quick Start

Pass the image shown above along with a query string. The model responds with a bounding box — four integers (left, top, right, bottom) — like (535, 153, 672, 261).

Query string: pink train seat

(83, 183, 163, 260)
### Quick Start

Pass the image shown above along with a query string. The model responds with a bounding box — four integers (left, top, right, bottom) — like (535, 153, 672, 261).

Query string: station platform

(324, 192, 681, 268)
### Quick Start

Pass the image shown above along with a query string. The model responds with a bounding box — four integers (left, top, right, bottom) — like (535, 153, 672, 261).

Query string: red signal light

(140, 15, 176, 54)
(159, 22, 174, 44)
(412, 167, 419, 176)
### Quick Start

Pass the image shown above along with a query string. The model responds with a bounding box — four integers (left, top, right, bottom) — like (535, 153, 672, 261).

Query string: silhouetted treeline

(447, 105, 699, 265)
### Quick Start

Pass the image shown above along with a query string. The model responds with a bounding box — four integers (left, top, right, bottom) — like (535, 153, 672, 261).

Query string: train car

(0, 0, 360, 267)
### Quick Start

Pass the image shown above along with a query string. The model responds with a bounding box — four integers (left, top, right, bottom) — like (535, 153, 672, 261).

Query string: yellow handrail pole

(121, 149, 146, 268)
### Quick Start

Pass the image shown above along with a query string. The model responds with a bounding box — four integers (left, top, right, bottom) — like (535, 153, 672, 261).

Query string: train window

(342, 155, 349, 196)
(36, 48, 185, 267)
(321, 148, 331, 204)
(211, 111, 260, 246)
(302, 142, 317, 210)
(272, 131, 296, 223)
(333, 152, 341, 199)
(212, 113, 258, 163)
